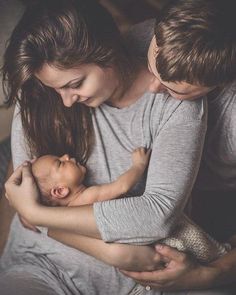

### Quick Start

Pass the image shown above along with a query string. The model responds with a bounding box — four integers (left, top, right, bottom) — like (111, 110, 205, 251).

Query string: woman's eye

(71, 79, 84, 89)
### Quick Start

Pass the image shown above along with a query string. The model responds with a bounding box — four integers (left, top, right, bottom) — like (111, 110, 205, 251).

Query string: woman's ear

(50, 186, 70, 199)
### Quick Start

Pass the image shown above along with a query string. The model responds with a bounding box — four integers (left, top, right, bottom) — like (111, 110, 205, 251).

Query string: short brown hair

(155, 0, 236, 87)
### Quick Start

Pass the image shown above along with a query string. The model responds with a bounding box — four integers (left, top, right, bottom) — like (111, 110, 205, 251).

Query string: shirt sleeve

(94, 98, 207, 245)
(11, 104, 32, 170)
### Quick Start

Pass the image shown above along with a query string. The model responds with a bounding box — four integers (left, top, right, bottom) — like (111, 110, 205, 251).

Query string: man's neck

(207, 86, 223, 101)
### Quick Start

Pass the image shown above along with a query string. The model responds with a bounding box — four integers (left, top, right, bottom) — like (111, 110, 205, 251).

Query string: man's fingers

(121, 268, 175, 286)
(155, 244, 186, 262)
(121, 269, 160, 281)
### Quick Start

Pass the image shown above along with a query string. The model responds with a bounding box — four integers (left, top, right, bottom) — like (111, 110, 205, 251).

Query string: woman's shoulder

(151, 93, 207, 123)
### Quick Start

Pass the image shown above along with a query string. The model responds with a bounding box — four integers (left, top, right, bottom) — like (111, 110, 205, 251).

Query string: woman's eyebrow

(59, 78, 83, 89)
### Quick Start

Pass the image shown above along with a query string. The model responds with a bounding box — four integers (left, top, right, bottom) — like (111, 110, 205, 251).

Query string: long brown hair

(2, 0, 134, 163)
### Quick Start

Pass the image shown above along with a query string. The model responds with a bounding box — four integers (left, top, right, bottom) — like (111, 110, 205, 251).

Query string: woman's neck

(108, 64, 153, 109)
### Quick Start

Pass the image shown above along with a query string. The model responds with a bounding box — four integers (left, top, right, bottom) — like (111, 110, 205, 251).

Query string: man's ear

(50, 186, 70, 200)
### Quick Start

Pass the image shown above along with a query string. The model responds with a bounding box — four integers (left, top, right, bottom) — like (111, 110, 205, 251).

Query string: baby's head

(32, 154, 86, 206)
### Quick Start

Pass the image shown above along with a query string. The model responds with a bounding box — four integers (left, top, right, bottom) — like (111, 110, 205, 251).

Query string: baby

(32, 148, 150, 207)
(31, 148, 230, 264)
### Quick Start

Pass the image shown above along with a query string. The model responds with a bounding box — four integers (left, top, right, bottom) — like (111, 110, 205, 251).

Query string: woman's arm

(6, 98, 207, 244)
(48, 228, 162, 271)
(5, 164, 101, 238)
(93, 98, 207, 244)
(77, 148, 150, 205)
(122, 244, 236, 291)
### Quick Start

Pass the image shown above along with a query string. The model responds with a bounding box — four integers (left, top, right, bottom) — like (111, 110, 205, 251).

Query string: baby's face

(32, 154, 86, 190)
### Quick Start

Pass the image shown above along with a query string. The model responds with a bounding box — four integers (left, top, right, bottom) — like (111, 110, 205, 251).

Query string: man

(124, 0, 236, 293)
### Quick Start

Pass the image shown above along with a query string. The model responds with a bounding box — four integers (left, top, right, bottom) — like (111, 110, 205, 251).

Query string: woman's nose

(59, 90, 79, 107)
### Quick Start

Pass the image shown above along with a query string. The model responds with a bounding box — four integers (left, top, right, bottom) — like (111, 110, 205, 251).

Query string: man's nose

(148, 78, 167, 93)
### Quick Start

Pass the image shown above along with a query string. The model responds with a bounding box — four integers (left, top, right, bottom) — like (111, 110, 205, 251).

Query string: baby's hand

(132, 148, 151, 170)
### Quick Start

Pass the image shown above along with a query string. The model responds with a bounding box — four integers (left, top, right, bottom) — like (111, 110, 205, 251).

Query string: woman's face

(35, 63, 120, 107)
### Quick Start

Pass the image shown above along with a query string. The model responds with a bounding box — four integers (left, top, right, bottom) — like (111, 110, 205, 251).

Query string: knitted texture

(161, 214, 230, 263)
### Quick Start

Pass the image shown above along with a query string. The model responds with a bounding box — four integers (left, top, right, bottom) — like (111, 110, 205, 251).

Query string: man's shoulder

(124, 19, 155, 57)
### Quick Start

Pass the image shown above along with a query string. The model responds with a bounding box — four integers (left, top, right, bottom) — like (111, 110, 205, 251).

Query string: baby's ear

(51, 186, 70, 199)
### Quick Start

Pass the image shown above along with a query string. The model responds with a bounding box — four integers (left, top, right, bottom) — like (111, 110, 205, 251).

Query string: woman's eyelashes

(70, 79, 85, 89)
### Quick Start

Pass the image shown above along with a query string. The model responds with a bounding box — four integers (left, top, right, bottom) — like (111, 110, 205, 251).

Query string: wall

(0, 0, 24, 141)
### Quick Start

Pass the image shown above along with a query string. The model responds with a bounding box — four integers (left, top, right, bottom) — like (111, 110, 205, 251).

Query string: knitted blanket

(161, 214, 231, 263)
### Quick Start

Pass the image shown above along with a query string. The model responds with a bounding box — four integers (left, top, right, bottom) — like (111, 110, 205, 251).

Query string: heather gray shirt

(129, 19, 236, 192)
(1, 91, 206, 294)
(11, 92, 206, 246)
(92, 93, 206, 244)
(195, 81, 236, 191)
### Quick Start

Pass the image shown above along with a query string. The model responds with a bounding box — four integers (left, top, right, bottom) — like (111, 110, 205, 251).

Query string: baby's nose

(60, 154, 70, 161)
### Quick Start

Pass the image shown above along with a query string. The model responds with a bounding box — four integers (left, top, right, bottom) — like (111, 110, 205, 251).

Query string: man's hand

(121, 244, 218, 291)
(5, 162, 41, 222)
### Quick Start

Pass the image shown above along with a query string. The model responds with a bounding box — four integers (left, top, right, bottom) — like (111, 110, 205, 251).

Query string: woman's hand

(121, 244, 219, 291)
(5, 162, 41, 222)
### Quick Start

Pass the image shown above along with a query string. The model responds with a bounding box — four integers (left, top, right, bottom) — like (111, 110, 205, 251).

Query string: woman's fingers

(5, 164, 23, 187)
(21, 163, 35, 184)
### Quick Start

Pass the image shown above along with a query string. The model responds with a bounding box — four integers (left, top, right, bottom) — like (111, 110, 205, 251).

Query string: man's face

(147, 36, 214, 100)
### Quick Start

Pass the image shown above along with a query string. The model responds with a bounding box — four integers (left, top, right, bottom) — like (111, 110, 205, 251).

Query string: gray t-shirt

(10, 91, 206, 246)
(195, 81, 236, 191)
(1, 25, 207, 294)
(1, 92, 206, 295)
(127, 19, 236, 192)
(92, 93, 206, 244)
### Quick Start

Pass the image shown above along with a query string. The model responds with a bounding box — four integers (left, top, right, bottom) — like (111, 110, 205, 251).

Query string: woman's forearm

(48, 229, 162, 271)
(30, 205, 101, 239)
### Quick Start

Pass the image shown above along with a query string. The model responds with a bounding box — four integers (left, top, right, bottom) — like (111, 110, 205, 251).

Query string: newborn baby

(31, 149, 230, 263)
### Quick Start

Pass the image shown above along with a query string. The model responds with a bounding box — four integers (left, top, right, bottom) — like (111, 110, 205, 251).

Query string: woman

(1, 0, 207, 294)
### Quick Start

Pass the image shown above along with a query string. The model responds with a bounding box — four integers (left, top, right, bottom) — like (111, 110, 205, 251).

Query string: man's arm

(121, 244, 236, 291)
(76, 148, 150, 205)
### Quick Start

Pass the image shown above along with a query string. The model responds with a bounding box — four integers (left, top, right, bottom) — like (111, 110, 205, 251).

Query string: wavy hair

(2, 0, 134, 163)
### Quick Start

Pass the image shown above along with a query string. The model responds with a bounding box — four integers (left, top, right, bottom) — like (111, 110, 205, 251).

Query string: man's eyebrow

(147, 60, 191, 96)
(58, 78, 83, 89)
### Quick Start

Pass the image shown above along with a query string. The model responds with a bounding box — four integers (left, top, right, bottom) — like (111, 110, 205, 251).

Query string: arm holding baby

(76, 147, 151, 205)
